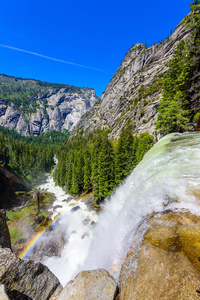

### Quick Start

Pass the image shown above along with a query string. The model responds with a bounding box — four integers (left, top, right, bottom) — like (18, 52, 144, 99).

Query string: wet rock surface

(71, 205, 80, 212)
(119, 210, 200, 300)
(57, 269, 118, 300)
(0, 247, 62, 300)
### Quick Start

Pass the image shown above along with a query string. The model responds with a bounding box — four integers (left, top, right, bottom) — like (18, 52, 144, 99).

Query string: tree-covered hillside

(54, 128, 154, 201)
(0, 133, 54, 185)
(0, 126, 70, 147)
(0, 74, 89, 114)
(156, 2, 200, 134)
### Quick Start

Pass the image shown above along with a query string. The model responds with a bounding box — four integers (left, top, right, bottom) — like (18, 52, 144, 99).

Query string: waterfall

(41, 132, 200, 286)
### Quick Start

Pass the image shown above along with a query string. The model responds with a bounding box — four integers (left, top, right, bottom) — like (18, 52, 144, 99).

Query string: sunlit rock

(119, 210, 200, 300)
(73, 21, 191, 140)
(0, 285, 9, 300)
(57, 269, 118, 300)
(0, 84, 98, 136)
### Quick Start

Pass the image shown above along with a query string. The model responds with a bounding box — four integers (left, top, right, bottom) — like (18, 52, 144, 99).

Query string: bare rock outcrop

(0, 211, 62, 299)
(57, 269, 118, 300)
(0, 78, 98, 136)
(0, 247, 62, 300)
(118, 211, 200, 300)
(74, 19, 190, 140)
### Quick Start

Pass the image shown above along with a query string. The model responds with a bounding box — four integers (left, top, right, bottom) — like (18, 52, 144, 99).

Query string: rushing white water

(42, 132, 200, 286)
(38, 175, 98, 285)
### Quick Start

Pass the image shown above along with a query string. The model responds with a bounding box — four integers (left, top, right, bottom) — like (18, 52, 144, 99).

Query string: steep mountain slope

(73, 20, 191, 140)
(0, 75, 98, 136)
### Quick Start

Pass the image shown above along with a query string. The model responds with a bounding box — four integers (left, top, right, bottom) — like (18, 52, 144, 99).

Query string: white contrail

(0, 44, 105, 72)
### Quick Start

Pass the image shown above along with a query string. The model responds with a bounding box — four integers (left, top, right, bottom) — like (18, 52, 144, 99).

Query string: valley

(0, 2, 200, 299)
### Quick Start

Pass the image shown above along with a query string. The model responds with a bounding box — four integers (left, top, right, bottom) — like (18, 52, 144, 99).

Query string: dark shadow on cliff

(0, 163, 31, 209)
(7, 290, 33, 300)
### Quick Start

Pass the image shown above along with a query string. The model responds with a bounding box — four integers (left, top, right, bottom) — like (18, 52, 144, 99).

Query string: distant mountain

(73, 17, 192, 140)
(0, 75, 98, 136)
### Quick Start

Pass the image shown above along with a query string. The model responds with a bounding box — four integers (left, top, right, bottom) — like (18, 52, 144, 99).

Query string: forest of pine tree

(1, 2, 199, 200)
(54, 129, 154, 201)
(0, 133, 54, 185)
(156, 2, 200, 134)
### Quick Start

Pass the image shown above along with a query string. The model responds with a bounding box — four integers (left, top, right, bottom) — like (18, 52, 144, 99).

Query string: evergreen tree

(83, 149, 92, 192)
(156, 3, 200, 134)
(91, 135, 102, 199)
(53, 129, 154, 201)
(97, 135, 115, 201)
(187, 2, 200, 111)
(70, 161, 80, 195)
(65, 152, 74, 193)
(156, 40, 190, 134)
(135, 133, 154, 164)
(115, 126, 136, 184)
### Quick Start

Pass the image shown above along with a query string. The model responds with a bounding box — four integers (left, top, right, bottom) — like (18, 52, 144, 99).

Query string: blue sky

(0, 0, 192, 97)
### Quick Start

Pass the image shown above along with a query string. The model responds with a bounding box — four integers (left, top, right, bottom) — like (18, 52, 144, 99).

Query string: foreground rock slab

(57, 269, 118, 300)
(0, 247, 62, 300)
(119, 211, 200, 300)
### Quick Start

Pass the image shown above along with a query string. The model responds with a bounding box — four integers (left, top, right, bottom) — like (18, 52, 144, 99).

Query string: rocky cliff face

(73, 20, 190, 140)
(0, 76, 98, 136)
(0, 210, 62, 300)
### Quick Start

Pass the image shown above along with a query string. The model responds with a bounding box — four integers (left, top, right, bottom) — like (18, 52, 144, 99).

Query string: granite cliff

(0, 75, 98, 136)
(73, 20, 191, 139)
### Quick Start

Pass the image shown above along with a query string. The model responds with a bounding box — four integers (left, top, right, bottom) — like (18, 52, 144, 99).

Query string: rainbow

(18, 213, 62, 259)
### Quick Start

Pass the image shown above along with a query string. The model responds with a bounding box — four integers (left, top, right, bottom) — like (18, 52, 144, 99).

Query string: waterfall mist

(37, 132, 200, 286)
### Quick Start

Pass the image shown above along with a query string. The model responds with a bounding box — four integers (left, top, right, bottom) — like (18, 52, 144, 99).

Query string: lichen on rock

(119, 210, 200, 300)
(57, 269, 118, 300)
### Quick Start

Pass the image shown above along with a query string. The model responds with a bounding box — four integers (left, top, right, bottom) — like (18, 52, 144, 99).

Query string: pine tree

(91, 135, 102, 199)
(156, 40, 190, 134)
(65, 152, 74, 193)
(187, 2, 200, 111)
(115, 126, 135, 184)
(97, 135, 115, 201)
(135, 133, 154, 164)
(83, 149, 92, 192)
(156, 4, 200, 134)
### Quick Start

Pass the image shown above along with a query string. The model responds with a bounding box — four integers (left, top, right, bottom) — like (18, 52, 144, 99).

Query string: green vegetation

(0, 74, 91, 114)
(193, 112, 200, 122)
(0, 126, 70, 147)
(54, 128, 154, 201)
(9, 226, 23, 243)
(0, 133, 54, 185)
(137, 77, 164, 101)
(156, 3, 200, 134)
(7, 191, 54, 243)
(0, 126, 70, 185)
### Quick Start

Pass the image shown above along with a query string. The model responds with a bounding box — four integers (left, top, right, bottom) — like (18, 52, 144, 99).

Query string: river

(28, 132, 200, 287)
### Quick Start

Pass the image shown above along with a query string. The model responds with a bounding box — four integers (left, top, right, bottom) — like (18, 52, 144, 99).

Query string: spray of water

(41, 132, 200, 286)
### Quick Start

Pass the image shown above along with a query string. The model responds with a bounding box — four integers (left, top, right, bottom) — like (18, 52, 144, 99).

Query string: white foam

(42, 132, 200, 286)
